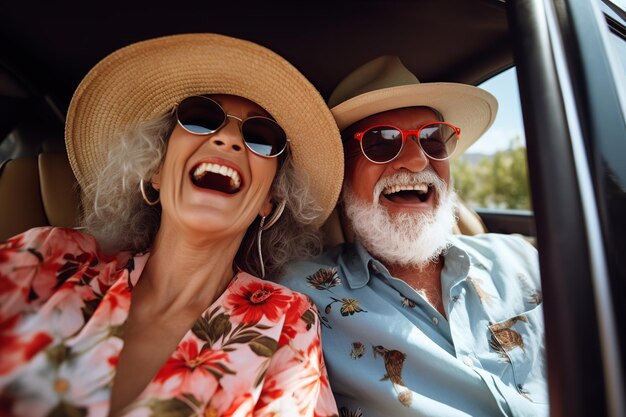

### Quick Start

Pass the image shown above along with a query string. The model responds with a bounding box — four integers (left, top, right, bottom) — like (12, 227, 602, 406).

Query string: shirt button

(462, 356, 474, 367)
(432, 317, 439, 325)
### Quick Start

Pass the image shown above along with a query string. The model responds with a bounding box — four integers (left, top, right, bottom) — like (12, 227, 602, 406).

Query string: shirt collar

(126, 252, 150, 289)
(441, 236, 496, 290)
(339, 237, 494, 290)
(447, 235, 494, 271)
(338, 240, 387, 289)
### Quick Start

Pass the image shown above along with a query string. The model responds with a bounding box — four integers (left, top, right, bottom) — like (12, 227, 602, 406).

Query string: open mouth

(382, 183, 432, 204)
(190, 162, 242, 194)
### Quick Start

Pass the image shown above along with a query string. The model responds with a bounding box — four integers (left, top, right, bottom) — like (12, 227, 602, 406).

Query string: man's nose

(389, 135, 429, 172)
(206, 115, 244, 153)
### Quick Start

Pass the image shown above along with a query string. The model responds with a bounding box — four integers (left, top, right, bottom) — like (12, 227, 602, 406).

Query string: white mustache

(372, 168, 448, 206)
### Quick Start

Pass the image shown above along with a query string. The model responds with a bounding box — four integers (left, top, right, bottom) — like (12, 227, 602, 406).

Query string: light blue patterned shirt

(277, 233, 548, 417)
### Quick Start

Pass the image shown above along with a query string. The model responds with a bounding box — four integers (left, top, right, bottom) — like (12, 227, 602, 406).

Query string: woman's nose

(208, 115, 244, 152)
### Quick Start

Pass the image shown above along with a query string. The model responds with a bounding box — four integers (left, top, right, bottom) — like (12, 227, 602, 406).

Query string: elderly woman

(0, 34, 342, 417)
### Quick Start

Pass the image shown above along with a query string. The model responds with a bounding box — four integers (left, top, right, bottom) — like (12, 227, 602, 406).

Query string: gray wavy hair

(81, 112, 323, 277)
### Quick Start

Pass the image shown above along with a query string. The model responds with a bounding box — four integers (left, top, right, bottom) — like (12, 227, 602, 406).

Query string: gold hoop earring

(140, 179, 160, 206)
(257, 200, 286, 278)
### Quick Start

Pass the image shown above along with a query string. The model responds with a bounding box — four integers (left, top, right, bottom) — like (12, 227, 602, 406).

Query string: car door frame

(506, 0, 626, 416)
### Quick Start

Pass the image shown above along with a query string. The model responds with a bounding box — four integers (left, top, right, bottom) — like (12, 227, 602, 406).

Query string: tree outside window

(452, 67, 531, 211)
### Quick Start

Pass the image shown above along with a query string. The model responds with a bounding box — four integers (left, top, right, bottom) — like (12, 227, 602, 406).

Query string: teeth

(193, 163, 242, 189)
(383, 183, 428, 195)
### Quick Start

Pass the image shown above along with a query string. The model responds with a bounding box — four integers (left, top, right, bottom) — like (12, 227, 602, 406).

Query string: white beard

(342, 168, 458, 269)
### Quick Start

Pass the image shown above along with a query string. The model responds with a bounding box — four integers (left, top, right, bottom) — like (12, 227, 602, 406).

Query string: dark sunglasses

(176, 95, 288, 158)
(353, 122, 461, 163)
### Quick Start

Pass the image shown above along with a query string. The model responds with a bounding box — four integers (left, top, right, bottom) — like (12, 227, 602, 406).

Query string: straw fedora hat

(65, 33, 343, 226)
(328, 55, 498, 157)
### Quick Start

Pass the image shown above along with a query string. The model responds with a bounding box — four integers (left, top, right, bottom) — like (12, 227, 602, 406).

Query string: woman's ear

(259, 195, 273, 218)
(150, 168, 162, 191)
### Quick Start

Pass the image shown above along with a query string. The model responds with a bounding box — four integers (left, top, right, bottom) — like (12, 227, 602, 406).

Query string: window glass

(609, 30, 626, 97)
(451, 67, 531, 211)
(611, 30, 626, 63)
(606, 30, 626, 184)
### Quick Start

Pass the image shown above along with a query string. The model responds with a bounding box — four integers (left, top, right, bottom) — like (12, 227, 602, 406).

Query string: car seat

(0, 152, 80, 241)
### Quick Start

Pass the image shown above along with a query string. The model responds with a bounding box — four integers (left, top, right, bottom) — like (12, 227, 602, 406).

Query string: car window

(610, 30, 626, 75)
(451, 67, 531, 211)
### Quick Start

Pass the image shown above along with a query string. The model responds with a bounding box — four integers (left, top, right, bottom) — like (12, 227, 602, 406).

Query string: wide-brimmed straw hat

(328, 55, 498, 157)
(65, 33, 343, 226)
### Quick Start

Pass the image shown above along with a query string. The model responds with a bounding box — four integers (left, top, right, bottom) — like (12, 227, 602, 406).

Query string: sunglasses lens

(362, 126, 403, 162)
(419, 123, 458, 160)
(177, 96, 225, 134)
(242, 117, 287, 157)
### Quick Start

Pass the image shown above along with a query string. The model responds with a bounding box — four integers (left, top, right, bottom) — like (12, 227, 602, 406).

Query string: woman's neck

(139, 222, 245, 312)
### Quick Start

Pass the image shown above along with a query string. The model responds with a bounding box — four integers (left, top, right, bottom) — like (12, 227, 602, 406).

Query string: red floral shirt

(0, 227, 338, 417)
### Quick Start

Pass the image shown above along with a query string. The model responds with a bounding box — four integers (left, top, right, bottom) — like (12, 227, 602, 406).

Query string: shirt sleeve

(0, 227, 103, 320)
(2, 227, 57, 319)
(254, 292, 338, 417)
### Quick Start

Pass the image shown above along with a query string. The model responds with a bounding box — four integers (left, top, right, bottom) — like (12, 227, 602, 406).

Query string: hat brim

(66, 33, 343, 227)
(330, 83, 498, 158)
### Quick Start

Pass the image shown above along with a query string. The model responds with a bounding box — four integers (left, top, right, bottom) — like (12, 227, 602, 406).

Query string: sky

(612, 0, 626, 10)
(466, 67, 526, 155)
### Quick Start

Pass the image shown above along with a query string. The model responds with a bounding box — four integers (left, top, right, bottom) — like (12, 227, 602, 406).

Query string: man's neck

(386, 257, 447, 317)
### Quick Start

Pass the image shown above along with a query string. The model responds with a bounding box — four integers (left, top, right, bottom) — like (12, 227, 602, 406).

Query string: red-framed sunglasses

(176, 95, 288, 158)
(353, 121, 461, 163)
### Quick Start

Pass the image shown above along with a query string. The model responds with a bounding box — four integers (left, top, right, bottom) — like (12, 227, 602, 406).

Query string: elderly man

(278, 56, 547, 417)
